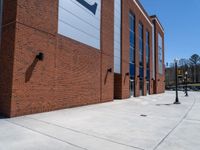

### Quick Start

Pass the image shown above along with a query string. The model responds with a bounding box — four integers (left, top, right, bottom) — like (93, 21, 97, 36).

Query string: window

(158, 33, 163, 74)
(129, 13, 135, 78)
(139, 23, 143, 78)
(152, 25, 155, 79)
(146, 31, 150, 80)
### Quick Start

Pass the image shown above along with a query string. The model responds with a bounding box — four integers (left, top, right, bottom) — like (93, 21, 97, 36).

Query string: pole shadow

(156, 103, 173, 106)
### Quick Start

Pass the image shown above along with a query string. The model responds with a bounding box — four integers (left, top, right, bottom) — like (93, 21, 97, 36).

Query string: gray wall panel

(114, 0, 121, 74)
(58, 0, 101, 49)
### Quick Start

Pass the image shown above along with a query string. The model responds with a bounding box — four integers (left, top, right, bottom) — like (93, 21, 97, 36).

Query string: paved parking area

(0, 91, 200, 150)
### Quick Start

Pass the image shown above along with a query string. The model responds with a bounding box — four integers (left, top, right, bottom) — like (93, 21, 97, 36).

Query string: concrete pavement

(0, 91, 200, 150)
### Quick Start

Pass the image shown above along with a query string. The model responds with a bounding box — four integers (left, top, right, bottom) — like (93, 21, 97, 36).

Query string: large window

(139, 23, 143, 78)
(129, 13, 135, 79)
(158, 33, 163, 74)
(146, 31, 150, 80)
(152, 25, 155, 79)
(139, 23, 144, 95)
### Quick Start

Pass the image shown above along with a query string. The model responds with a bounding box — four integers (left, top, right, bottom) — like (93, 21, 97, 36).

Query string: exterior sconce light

(137, 75, 140, 78)
(36, 52, 44, 61)
(126, 72, 130, 76)
(107, 68, 112, 73)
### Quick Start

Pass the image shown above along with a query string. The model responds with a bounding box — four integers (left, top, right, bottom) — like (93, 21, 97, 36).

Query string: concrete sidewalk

(0, 91, 200, 150)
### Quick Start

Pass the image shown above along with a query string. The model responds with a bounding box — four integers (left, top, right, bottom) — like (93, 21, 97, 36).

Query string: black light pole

(174, 59, 180, 104)
(185, 71, 188, 97)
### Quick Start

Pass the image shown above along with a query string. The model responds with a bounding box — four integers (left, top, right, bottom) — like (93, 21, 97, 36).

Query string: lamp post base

(174, 101, 181, 104)
(185, 92, 188, 97)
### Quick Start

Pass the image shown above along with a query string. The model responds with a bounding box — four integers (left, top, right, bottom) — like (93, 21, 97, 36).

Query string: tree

(179, 58, 189, 67)
(189, 54, 200, 65)
(189, 54, 200, 83)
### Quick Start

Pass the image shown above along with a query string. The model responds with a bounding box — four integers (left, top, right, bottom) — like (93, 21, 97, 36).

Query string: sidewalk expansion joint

(152, 94, 197, 150)
(26, 116, 144, 150)
(5, 120, 88, 150)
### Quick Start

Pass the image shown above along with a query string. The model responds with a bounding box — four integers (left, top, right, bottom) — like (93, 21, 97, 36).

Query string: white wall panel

(158, 33, 163, 74)
(58, 0, 101, 49)
(114, 0, 121, 74)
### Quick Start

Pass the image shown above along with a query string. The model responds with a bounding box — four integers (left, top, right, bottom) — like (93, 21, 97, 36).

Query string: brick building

(0, 0, 165, 117)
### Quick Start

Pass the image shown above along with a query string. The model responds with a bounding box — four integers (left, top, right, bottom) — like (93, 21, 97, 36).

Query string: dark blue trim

(76, 0, 98, 15)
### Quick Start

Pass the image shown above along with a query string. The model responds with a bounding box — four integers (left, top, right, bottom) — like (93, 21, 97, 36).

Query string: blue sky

(140, 0, 200, 65)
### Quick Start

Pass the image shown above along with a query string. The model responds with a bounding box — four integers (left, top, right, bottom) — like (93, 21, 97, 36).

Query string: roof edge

(150, 15, 165, 32)
(133, 0, 153, 27)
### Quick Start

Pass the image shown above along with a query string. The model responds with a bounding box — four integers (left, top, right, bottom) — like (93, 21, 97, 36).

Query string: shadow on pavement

(156, 103, 174, 106)
(0, 115, 5, 119)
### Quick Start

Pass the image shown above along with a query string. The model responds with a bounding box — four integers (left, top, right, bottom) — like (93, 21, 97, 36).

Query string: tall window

(139, 23, 143, 78)
(129, 13, 135, 79)
(152, 24, 155, 79)
(146, 31, 150, 80)
(158, 33, 163, 74)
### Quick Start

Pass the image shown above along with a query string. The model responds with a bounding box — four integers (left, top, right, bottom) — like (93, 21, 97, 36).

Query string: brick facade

(0, 0, 165, 117)
(151, 16, 165, 94)
(118, 0, 154, 98)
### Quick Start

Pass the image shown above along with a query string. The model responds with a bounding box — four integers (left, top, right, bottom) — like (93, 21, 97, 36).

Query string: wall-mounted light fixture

(124, 72, 130, 83)
(107, 68, 112, 73)
(36, 52, 44, 61)
(137, 75, 140, 78)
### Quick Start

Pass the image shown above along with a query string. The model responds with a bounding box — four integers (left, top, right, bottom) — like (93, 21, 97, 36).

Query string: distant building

(0, 0, 165, 117)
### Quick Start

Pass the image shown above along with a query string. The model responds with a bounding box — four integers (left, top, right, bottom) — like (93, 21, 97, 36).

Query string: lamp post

(174, 59, 180, 104)
(185, 71, 188, 97)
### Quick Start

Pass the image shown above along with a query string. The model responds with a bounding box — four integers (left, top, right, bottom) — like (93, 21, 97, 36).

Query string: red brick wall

(0, 0, 165, 117)
(55, 35, 101, 108)
(114, 73, 122, 99)
(100, 0, 114, 102)
(0, 0, 17, 117)
(0, 0, 114, 117)
(152, 18, 165, 94)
